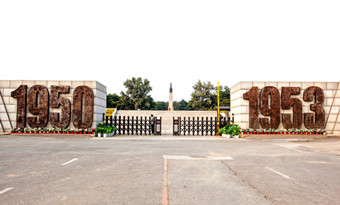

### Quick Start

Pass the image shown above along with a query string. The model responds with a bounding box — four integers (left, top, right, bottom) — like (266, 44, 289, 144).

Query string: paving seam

(162, 158, 169, 205)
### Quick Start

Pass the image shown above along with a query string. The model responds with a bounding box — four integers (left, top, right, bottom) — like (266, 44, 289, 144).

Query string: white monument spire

(168, 83, 173, 111)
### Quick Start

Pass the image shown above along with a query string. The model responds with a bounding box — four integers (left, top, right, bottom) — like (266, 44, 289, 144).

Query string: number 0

(72, 86, 94, 129)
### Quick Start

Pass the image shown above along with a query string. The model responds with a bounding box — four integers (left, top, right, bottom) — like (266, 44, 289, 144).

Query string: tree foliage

(188, 80, 230, 110)
(153, 101, 168, 110)
(174, 100, 189, 110)
(122, 77, 153, 110)
(106, 93, 120, 108)
(211, 85, 230, 107)
(219, 85, 230, 106)
(106, 92, 134, 110)
(107, 77, 154, 110)
(188, 80, 215, 110)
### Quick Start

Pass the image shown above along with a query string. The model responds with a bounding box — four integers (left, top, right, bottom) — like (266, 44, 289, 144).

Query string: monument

(231, 82, 340, 134)
(0, 80, 106, 132)
(168, 83, 173, 111)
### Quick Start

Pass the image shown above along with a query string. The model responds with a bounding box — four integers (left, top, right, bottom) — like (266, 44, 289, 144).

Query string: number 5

(281, 87, 302, 129)
(50, 86, 71, 129)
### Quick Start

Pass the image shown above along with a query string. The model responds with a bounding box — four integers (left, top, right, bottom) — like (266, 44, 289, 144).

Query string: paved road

(0, 135, 340, 205)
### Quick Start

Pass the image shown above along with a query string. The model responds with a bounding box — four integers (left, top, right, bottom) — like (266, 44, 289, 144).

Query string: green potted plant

(230, 124, 241, 138)
(262, 129, 267, 135)
(74, 129, 80, 134)
(104, 126, 113, 137)
(281, 129, 286, 135)
(24, 128, 29, 134)
(112, 126, 117, 136)
(83, 129, 88, 134)
(30, 128, 36, 134)
(17, 128, 23, 134)
(90, 128, 95, 134)
(218, 124, 231, 138)
(317, 129, 325, 135)
(96, 126, 104, 137)
(49, 128, 55, 134)
(15, 127, 21, 133)
(249, 129, 254, 134)
(245, 129, 250, 134)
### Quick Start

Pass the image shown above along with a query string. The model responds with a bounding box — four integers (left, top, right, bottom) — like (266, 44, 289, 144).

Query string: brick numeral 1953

(243, 86, 325, 130)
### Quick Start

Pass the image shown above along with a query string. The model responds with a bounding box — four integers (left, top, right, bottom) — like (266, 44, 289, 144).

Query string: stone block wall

(116, 110, 217, 135)
(0, 80, 106, 132)
(231, 81, 340, 134)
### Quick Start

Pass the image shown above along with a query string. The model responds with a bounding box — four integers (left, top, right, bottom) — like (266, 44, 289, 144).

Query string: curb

(242, 134, 332, 139)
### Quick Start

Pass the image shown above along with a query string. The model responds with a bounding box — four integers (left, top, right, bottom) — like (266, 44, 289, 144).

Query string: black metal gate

(173, 116, 233, 136)
(102, 114, 162, 135)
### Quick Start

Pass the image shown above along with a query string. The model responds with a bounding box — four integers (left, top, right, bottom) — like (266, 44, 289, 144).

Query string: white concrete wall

(0, 80, 106, 132)
(116, 110, 217, 135)
(231, 81, 340, 133)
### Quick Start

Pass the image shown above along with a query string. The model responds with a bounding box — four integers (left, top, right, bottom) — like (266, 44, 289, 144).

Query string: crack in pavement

(220, 160, 273, 204)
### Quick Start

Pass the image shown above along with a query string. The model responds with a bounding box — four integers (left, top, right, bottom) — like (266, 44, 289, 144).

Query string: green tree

(106, 93, 120, 108)
(174, 99, 189, 110)
(188, 80, 215, 110)
(153, 101, 168, 110)
(140, 96, 156, 110)
(219, 85, 230, 106)
(118, 91, 135, 110)
(122, 77, 153, 110)
(211, 85, 230, 107)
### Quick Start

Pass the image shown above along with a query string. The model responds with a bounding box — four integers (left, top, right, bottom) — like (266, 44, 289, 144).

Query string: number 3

(303, 86, 325, 129)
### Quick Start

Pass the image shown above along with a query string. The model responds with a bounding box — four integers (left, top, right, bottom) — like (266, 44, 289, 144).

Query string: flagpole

(217, 81, 220, 123)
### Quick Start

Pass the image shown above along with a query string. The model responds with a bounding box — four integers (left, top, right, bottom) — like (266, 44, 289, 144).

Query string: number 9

(259, 86, 280, 129)
(27, 85, 49, 128)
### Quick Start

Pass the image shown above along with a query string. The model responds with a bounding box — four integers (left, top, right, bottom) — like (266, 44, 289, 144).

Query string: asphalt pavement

(1, 134, 340, 205)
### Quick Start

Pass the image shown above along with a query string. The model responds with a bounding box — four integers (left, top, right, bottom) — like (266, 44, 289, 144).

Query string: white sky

(1, 1, 339, 101)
